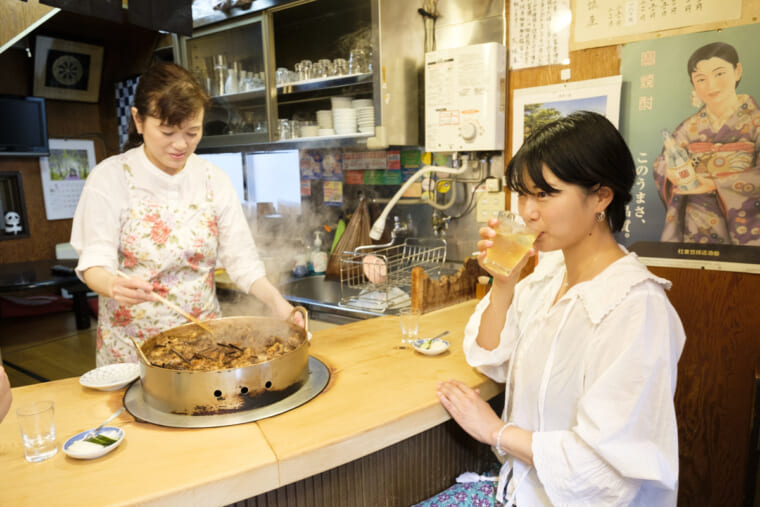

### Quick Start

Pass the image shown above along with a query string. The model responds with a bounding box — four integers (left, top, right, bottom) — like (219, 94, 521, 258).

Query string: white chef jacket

(70, 146, 266, 292)
(463, 249, 685, 506)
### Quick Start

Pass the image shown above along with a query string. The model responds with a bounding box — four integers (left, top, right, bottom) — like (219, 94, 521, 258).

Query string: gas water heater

(424, 42, 507, 153)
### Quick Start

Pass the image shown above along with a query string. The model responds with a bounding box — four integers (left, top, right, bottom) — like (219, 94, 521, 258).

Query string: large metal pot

(133, 309, 309, 416)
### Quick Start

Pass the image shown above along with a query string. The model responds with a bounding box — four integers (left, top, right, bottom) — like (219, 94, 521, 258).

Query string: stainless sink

(279, 275, 382, 323)
(279, 262, 465, 324)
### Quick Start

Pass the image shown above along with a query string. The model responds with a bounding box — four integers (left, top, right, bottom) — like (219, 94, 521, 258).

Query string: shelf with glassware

(199, 73, 376, 150)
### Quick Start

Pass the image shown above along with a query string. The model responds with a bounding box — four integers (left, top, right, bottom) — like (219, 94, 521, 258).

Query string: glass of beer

(483, 211, 537, 276)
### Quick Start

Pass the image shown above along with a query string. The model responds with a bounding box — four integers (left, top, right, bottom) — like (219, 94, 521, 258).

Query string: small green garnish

(421, 339, 433, 349)
(85, 434, 118, 446)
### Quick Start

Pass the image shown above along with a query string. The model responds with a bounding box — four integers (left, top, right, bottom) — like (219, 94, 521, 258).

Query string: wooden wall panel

(652, 266, 760, 507)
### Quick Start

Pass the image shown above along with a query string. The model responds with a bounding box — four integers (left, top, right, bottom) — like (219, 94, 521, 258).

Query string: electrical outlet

(485, 177, 501, 192)
(476, 191, 506, 222)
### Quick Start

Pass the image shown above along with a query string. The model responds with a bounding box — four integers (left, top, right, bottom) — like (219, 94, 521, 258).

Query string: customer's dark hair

(505, 111, 634, 232)
(687, 42, 740, 87)
(124, 63, 210, 151)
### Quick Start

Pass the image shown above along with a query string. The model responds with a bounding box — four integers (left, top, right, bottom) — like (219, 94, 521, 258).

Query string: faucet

(431, 210, 450, 238)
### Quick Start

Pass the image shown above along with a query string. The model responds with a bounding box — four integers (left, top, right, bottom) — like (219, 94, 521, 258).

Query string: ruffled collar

(525, 248, 672, 325)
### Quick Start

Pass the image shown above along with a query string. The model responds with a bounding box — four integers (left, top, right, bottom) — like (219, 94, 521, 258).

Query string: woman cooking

(421, 112, 686, 506)
(71, 63, 299, 366)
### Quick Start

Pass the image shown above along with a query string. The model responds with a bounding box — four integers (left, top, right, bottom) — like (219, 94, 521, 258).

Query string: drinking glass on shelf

(349, 48, 368, 74)
(298, 60, 313, 81)
(333, 58, 348, 76)
(276, 67, 290, 86)
(277, 118, 291, 140)
(317, 59, 333, 78)
(482, 211, 538, 277)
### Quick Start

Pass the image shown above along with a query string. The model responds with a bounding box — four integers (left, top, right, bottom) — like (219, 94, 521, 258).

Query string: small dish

(63, 426, 125, 460)
(412, 338, 450, 356)
(79, 363, 140, 391)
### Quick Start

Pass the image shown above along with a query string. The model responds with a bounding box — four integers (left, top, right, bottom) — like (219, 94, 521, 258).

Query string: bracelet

(495, 422, 515, 456)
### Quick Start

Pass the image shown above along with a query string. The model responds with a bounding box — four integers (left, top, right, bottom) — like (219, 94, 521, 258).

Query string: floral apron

(95, 163, 221, 366)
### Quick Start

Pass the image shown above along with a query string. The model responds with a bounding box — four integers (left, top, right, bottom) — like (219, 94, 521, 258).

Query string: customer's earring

(596, 210, 606, 222)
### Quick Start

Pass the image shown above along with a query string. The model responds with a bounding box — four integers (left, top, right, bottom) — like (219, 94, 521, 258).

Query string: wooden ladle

(116, 271, 213, 333)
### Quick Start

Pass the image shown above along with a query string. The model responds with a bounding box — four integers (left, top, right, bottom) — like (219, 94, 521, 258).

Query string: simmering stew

(143, 324, 303, 371)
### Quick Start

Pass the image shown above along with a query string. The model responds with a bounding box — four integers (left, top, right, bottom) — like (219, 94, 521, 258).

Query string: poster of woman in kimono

(619, 23, 760, 273)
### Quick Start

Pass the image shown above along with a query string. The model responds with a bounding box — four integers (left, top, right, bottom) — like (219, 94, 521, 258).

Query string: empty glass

(298, 60, 313, 81)
(349, 48, 368, 74)
(333, 58, 348, 76)
(399, 308, 421, 342)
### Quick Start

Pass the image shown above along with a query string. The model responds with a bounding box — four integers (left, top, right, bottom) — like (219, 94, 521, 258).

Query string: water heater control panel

(425, 42, 507, 153)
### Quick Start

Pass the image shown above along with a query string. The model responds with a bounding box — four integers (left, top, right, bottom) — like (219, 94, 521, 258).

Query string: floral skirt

(413, 466, 503, 507)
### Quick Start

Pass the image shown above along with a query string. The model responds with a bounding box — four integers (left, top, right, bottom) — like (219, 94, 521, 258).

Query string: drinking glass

(349, 48, 368, 74)
(333, 58, 348, 76)
(482, 211, 537, 277)
(16, 400, 58, 463)
(399, 308, 421, 342)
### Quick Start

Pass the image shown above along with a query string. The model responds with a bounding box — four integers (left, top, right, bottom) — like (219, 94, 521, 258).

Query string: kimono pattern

(653, 94, 760, 245)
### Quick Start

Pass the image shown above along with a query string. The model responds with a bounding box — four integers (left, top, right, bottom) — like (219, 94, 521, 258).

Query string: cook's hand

(437, 379, 503, 446)
(477, 217, 535, 284)
(110, 273, 155, 306)
(0, 366, 12, 423)
(274, 298, 304, 327)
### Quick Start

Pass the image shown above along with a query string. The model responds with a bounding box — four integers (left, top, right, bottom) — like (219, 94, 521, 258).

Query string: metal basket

(338, 238, 447, 312)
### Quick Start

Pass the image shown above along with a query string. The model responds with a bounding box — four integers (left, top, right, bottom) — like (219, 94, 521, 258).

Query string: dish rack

(339, 238, 447, 312)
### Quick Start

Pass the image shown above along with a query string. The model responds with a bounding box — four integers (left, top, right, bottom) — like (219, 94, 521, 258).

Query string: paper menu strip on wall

(509, 0, 571, 70)
(574, 0, 741, 46)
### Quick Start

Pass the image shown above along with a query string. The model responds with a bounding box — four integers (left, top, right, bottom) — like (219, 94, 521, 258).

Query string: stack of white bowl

(354, 98, 375, 134)
(332, 108, 357, 135)
(330, 96, 356, 135)
(316, 109, 334, 136)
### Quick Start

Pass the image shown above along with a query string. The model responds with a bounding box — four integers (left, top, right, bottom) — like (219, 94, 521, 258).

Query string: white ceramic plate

(79, 363, 140, 391)
(412, 339, 450, 356)
(63, 427, 125, 460)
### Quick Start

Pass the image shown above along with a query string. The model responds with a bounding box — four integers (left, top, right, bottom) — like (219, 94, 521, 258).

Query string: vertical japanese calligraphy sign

(618, 24, 760, 273)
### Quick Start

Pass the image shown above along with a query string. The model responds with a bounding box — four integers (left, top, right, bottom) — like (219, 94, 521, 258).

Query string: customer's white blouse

(71, 146, 266, 292)
(464, 249, 685, 506)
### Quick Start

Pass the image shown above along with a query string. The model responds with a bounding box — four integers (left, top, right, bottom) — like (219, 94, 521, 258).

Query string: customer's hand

(437, 379, 503, 447)
(0, 366, 12, 423)
(477, 217, 535, 284)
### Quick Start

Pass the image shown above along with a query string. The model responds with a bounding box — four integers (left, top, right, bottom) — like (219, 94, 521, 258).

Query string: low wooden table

(0, 259, 91, 330)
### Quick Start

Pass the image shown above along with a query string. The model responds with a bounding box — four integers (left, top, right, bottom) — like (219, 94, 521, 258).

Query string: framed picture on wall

(33, 36, 104, 103)
(509, 75, 623, 209)
(39, 139, 96, 220)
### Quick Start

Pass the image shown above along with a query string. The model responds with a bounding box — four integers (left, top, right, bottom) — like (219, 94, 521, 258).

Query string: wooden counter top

(0, 300, 500, 506)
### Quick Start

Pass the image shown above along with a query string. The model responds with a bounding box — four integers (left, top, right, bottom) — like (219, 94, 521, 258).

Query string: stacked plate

(330, 96, 352, 109)
(332, 108, 357, 135)
(352, 98, 372, 108)
(356, 106, 375, 134)
(316, 109, 333, 129)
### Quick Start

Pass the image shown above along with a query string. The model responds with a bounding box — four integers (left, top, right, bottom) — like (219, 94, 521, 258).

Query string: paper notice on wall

(39, 139, 96, 220)
(509, 0, 571, 70)
(574, 0, 742, 46)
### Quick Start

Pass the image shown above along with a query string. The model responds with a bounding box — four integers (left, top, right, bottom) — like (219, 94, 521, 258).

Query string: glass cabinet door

(270, 0, 374, 143)
(178, 15, 270, 150)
